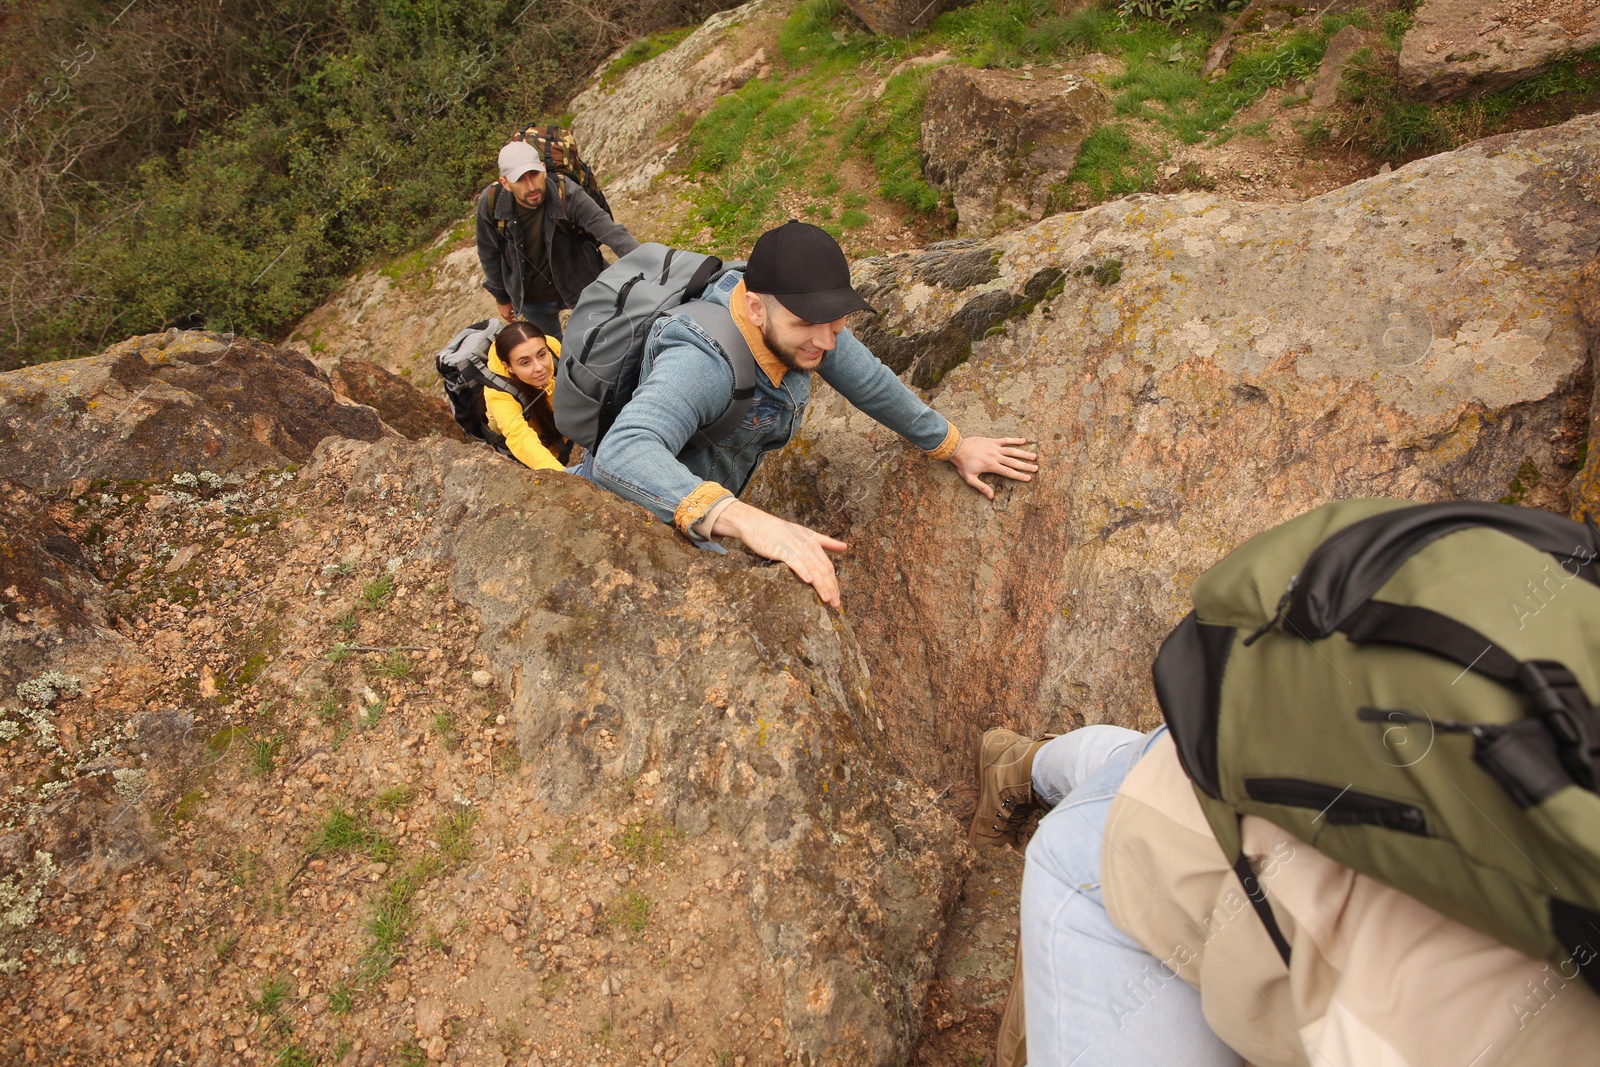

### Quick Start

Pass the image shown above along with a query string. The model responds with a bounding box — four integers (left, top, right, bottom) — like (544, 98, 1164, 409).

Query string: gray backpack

(553, 243, 755, 452)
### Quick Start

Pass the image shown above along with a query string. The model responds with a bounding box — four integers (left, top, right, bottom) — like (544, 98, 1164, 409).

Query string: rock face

(1566, 251, 1600, 520)
(2, 350, 966, 1063)
(289, 235, 501, 382)
(844, 0, 971, 36)
(329, 357, 467, 443)
(748, 113, 1600, 784)
(1400, 0, 1600, 101)
(570, 0, 794, 200)
(1308, 24, 1373, 110)
(921, 66, 1110, 236)
(0, 479, 131, 698)
(0, 330, 393, 493)
(317, 436, 969, 1063)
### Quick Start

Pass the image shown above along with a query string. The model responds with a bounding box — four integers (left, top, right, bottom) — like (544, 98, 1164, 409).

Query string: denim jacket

(591, 270, 961, 538)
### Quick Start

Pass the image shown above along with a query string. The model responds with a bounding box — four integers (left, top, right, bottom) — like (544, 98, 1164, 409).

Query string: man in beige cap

(475, 140, 638, 340)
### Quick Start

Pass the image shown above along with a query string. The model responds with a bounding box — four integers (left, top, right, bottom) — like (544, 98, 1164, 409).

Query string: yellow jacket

(484, 335, 566, 471)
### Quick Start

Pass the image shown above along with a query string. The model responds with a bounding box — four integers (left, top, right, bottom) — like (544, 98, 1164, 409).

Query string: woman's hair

(497, 320, 547, 356)
(496, 320, 565, 457)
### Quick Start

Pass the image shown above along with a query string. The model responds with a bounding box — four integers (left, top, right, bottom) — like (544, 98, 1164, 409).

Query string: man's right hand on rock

(713, 500, 848, 610)
(496, 301, 515, 323)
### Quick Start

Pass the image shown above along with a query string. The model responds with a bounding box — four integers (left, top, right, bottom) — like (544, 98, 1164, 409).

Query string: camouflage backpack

(511, 123, 613, 220)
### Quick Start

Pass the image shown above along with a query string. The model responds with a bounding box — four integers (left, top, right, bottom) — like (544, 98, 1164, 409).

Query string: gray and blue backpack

(554, 243, 756, 452)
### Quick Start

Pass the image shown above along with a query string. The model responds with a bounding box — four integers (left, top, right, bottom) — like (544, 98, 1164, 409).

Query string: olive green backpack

(1153, 499, 1600, 989)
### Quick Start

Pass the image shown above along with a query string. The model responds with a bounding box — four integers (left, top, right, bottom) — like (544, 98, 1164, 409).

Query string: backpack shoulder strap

(464, 349, 535, 409)
(486, 185, 506, 236)
(674, 300, 756, 449)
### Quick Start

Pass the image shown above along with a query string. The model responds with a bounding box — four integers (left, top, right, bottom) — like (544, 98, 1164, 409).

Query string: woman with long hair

(484, 320, 572, 470)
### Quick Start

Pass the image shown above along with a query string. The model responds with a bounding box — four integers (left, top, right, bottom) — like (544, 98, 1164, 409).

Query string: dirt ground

(2, 468, 791, 1067)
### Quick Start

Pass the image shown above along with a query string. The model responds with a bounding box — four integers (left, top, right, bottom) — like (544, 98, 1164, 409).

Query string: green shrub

(1, 0, 747, 370)
(1117, 0, 1224, 24)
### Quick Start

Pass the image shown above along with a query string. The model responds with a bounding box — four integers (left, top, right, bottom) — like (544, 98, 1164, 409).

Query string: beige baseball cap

(498, 142, 547, 182)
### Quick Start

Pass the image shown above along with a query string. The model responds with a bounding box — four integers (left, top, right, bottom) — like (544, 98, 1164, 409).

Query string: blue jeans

(520, 300, 563, 342)
(1022, 726, 1241, 1067)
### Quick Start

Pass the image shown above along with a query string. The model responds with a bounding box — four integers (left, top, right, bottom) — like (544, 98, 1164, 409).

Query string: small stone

(690, 956, 704, 969)
(426, 1034, 448, 1062)
(502, 924, 521, 944)
(414, 997, 445, 1039)
(471, 670, 493, 688)
(538, 877, 560, 903)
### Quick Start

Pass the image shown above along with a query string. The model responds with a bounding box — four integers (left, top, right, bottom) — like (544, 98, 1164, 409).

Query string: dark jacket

(474, 174, 639, 311)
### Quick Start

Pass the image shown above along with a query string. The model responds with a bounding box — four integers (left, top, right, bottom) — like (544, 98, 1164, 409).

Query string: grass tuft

(601, 26, 696, 88)
(374, 650, 416, 680)
(248, 733, 284, 777)
(311, 808, 397, 863)
(616, 818, 679, 865)
(437, 808, 479, 864)
(249, 975, 293, 1018)
(431, 712, 458, 751)
(360, 576, 395, 610)
(1057, 124, 1155, 205)
(374, 784, 416, 813)
(608, 890, 652, 932)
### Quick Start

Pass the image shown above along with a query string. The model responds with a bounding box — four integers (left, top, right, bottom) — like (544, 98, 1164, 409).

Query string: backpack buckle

(1522, 660, 1600, 791)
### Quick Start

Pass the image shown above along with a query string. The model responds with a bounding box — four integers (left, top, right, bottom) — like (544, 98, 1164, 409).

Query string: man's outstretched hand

(713, 500, 848, 609)
(948, 436, 1039, 499)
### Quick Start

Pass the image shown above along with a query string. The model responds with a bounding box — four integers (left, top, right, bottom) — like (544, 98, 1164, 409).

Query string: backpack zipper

(1242, 575, 1297, 647)
(1356, 706, 1485, 736)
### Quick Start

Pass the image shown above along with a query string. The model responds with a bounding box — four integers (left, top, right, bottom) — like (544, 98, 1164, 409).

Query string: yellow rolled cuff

(674, 481, 735, 537)
(924, 423, 962, 462)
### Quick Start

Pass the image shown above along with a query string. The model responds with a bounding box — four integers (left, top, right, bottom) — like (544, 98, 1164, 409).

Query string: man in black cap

(591, 221, 1037, 608)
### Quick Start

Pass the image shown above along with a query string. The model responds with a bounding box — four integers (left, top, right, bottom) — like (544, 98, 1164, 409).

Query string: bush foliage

(0, 0, 739, 369)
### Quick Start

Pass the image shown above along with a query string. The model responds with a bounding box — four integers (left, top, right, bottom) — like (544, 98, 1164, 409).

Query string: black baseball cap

(744, 220, 875, 323)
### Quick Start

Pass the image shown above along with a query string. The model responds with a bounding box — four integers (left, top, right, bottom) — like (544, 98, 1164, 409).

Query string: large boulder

(844, 0, 971, 36)
(0, 365, 966, 1064)
(748, 112, 1600, 783)
(315, 437, 966, 1062)
(1400, 0, 1600, 101)
(0, 330, 393, 493)
(329, 357, 467, 443)
(921, 65, 1110, 236)
(1566, 250, 1600, 519)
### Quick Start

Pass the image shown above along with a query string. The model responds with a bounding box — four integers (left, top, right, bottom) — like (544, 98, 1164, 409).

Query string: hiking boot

(967, 728, 1056, 851)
